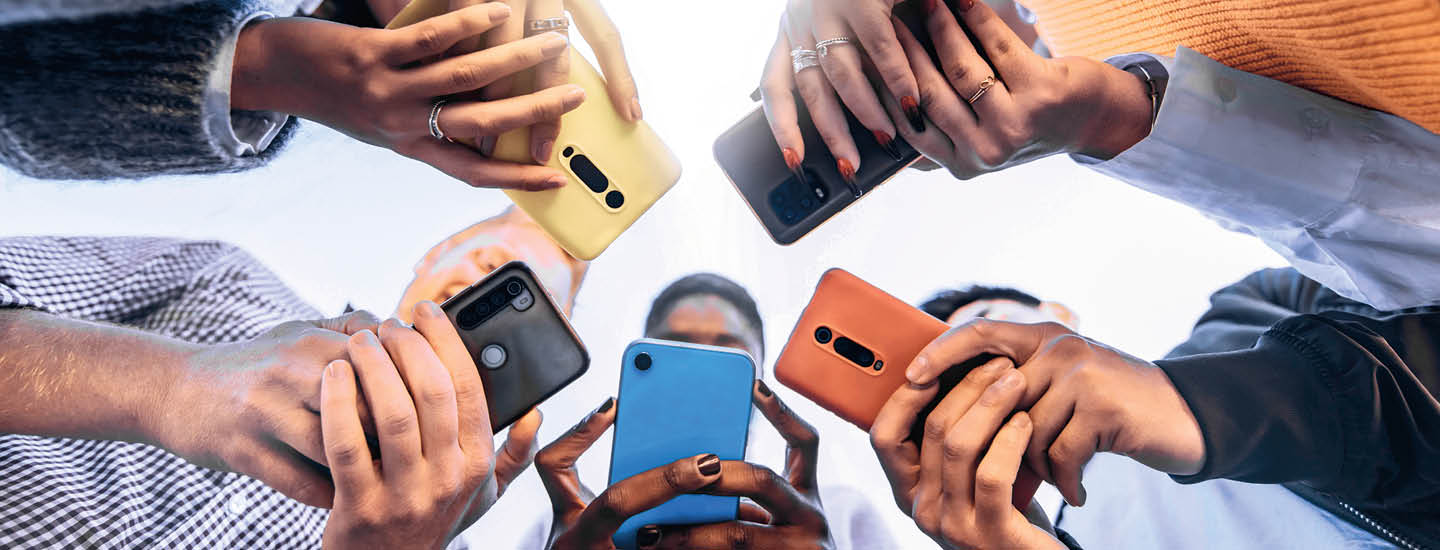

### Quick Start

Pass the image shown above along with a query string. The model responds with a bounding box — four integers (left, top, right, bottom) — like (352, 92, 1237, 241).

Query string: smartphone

(773, 268, 1040, 508)
(389, 1, 682, 261)
(608, 339, 756, 550)
(440, 262, 589, 432)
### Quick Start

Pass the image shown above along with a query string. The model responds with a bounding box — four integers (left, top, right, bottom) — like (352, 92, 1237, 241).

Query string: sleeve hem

(205, 11, 291, 158)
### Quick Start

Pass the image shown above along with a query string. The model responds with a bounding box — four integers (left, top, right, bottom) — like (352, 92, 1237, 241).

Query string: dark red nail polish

(637, 526, 662, 548)
(836, 158, 861, 198)
(757, 380, 773, 397)
(873, 130, 903, 161)
(901, 96, 926, 133)
(596, 397, 614, 414)
(698, 453, 721, 476)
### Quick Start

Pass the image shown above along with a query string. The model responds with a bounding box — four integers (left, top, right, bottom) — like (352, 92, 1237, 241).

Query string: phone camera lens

(814, 326, 832, 344)
(634, 352, 652, 371)
(873, 360, 884, 371)
(506, 280, 524, 296)
(457, 309, 478, 327)
(489, 293, 506, 307)
(562, 146, 574, 158)
(605, 190, 625, 209)
(476, 303, 491, 316)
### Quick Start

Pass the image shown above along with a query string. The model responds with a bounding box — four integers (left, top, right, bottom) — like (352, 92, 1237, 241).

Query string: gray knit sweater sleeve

(0, 0, 299, 180)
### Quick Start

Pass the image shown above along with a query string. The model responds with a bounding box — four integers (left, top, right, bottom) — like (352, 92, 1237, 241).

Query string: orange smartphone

(774, 268, 1041, 508)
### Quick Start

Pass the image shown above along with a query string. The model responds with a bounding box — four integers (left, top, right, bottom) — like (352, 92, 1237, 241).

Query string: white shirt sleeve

(203, 11, 290, 158)
(1075, 46, 1440, 311)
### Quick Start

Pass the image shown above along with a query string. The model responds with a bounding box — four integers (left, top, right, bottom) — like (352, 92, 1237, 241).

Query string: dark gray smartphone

(440, 261, 589, 432)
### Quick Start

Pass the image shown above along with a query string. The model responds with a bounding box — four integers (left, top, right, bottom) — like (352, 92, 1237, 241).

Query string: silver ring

(791, 49, 819, 74)
(429, 100, 449, 141)
(526, 16, 569, 35)
(815, 37, 856, 58)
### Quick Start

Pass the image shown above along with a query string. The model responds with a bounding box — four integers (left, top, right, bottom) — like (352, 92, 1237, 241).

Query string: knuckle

(726, 523, 755, 549)
(379, 412, 417, 438)
(450, 64, 485, 91)
(975, 143, 1009, 168)
(591, 489, 629, 523)
(991, 37, 1013, 57)
(947, 64, 970, 86)
(662, 461, 689, 490)
(923, 417, 950, 442)
(420, 386, 455, 407)
(1048, 442, 1076, 467)
(942, 435, 976, 461)
(796, 80, 827, 106)
(413, 24, 445, 55)
(328, 441, 367, 467)
(434, 470, 465, 499)
(974, 469, 1010, 495)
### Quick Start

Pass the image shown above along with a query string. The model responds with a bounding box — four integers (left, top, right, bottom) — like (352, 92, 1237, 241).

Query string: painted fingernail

(697, 453, 721, 476)
(421, 301, 442, 319)
(629, 97, 644, 121)
(782, 147, 810, 186)
(901, 96, 926, 133)
(756, 379, 773, 397)
(873, 130, 903, 161)
(637, 526, 662, 549)
(837, 158, 861, 198)
(596, 396, 615, 414)
(958, 0, 975, 12)
(534, 140, 555, 164)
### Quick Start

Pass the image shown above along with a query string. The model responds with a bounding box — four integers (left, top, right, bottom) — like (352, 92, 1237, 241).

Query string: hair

(919, 286, 1043, 322)
(644, 273, 765, 359)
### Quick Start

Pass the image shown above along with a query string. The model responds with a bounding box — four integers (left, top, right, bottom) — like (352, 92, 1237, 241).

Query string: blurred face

(945, 298, 1077, 328)
(395, 209, 585, 321)
(647, 294, 764, 365)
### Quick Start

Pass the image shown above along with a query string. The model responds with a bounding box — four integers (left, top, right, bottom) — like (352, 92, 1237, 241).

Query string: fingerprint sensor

(481, 344, 507, 369)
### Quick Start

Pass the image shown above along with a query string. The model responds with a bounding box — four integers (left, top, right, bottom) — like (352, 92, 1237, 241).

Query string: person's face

(648, 294, 764, 365)
(945, 298, 1078, 328)
(395, 210, 582, 322)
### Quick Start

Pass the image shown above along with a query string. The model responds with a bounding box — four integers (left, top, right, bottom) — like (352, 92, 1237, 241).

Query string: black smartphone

(713, 3, 936, 245)
(440, 261, 589, 432)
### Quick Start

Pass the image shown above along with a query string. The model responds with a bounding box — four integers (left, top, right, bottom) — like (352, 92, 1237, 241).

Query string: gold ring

(968, 75, 997, 104)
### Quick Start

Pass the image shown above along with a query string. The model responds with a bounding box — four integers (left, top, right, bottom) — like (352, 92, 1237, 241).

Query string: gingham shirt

(0, 237, 329, 549)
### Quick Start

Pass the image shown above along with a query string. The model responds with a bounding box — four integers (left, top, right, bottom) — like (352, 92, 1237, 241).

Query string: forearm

(0, 309, 198, 444)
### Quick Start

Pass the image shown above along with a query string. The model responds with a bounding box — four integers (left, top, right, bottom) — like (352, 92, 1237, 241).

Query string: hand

(870, 357, 1063, 550)
(759, 0, 919, 190)
(905, 319, 1205, 507)
(320, 302, 541, 549)
(882, 0, 1152, 179)
(461, 0, 640, 162)
(154, 310, 380, 508)
(232, 4, 587, 190)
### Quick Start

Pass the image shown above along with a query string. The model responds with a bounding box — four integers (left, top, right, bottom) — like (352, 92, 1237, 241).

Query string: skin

(644, 295, 764, 365)
(231, 4, 586, 190)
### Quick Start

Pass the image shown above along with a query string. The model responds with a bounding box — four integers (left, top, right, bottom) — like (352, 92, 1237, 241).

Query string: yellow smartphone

(388, 1, 682, 260)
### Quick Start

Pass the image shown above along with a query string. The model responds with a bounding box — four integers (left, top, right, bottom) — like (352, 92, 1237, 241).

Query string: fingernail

(542, 177, 566, 190)
(357, 330, 378, 346)
(958, 0, 975, 12)
(421, 301, 443, 318)
(629, 97, 644, 121)
(756, 380, 773, 397)
(983, 358, 1009, 372)
(490, 2, 512, 20)
(697, 453, 721, 476)
(907, 354, 929, 384)
(873, 130, 903, 161)
(1078, 484, 1088, 506)
(782, 147, 810, 186)
(996, 369, 1022, 389)
(901, 96, 926, 133)
(836, 158, 861, 198)
(542, 32, 569, 53)
(564, 85, 587, 104)
(326, 361, 339, 378)
(637, 526, 662, 548)
(924, 0, 940, 14)
(1012, 412, 1031, 429)
(596, 396, 615, 414)
(534, 140, 554, 164)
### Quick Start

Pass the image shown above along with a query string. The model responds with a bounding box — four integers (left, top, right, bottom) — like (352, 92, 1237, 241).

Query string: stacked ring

(526, 16, 569, 36)
(791, 49, 820, 74)
(428, 100, 449, 141)
(815, 37, 856, 58)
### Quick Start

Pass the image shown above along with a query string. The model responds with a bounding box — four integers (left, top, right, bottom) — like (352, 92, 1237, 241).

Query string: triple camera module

(562, 146, 625, 210)
(768, 167, 829, 226)
(455, 277, 535, 330)
(814, 325, 883, 372)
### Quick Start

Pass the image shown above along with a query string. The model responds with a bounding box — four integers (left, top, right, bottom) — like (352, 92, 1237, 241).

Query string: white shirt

(1076, 47, 1440, 311)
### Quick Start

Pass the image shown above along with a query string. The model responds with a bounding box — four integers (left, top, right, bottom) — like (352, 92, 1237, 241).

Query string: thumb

(309, 310, 382, 335)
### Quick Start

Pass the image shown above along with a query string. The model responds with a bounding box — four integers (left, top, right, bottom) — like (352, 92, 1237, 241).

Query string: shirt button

(228, 494, 249, 516)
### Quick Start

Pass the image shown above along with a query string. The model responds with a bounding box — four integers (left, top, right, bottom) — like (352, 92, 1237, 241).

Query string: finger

(438, 84, 586, 139)
(410, 31, 569, 98)
(927, 0, 1014, 119)
(738, 502, 772, 524)
(940, 368, 1025, 514)
(526, 0, 569, 164)
(536, 397, 616, 511)
(891, 15, 979, 149)
(384, 3, 514, 65)
(760, 22, 807, 175)
(869, 380, 937, 511)
(907, 319, 1062, 385)
(495, 408, 543, 495)
(785, 11, 861, 193)
(848, 3, 923, 133)
(402, 137, 568, 190)
(347, 329, 424, 478)
(477, 0, 527, 107)
(697, 461, 822, 526)
(234, 442, 336, 508)
(953, 0, 1037, 85)
(812, 15, 900, 159)
(753, 380, 819, 491)
(568, 0, 642, 121)
(571, 453, 725, 543)
(310, 310, 382, 336)
(974, 412, 1033, 526)
(1023, 381, 1075, 488)
(377, 318, 460, 462)
(916, 357, 1013, 520)
(1048, 422, 1097, 507)
(410, 300, 494, 452)
(642, 522, 793, 550)
(271, 409, 327, 467)
(876, 77, 956, 166)
(321, 359, 378, 490)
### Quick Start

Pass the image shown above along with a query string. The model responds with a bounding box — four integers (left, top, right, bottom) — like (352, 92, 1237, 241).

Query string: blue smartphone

(608, 339, 757, 549)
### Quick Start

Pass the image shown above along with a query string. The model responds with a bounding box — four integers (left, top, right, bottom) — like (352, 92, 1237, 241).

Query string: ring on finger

(968, 75, 998, 104)
(428, 100, 453, 142)
(791, 48, 820, 73)
(815, 37, 857, 58)
(526, 16, 569, 36)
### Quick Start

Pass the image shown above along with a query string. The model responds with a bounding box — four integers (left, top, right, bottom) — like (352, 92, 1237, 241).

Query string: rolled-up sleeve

(1075, 47, 1440, 311)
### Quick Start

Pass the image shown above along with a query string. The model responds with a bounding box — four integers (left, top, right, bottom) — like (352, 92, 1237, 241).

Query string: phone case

(440, 262, 589, 432)
(389, 1, 682, 260)
(608, 339, 755, 550)
(774, 269, 1040, 508)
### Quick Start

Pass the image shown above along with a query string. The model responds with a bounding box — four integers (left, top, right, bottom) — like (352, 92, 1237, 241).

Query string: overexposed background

(0, 0, 1284, 547)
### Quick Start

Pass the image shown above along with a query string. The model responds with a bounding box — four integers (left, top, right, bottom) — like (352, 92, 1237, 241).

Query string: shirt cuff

(205, 11, 291, 158)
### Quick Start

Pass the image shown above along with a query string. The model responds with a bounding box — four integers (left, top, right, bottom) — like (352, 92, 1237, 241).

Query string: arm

(1076, 47, 1440, 311)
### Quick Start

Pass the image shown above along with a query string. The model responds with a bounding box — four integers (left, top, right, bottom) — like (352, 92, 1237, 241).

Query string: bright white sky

(0, 0, 1285, 547)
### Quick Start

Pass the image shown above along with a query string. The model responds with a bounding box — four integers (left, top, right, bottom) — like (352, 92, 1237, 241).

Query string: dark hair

(919, 286, 1042, 322)
(645, 273, 765, 359)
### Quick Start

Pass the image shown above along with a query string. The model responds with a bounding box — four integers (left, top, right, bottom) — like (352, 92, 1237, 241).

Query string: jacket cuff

(206, 11, 293, 157)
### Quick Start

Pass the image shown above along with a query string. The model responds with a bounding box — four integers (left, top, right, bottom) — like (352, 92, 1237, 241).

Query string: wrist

(231, 17, 293, 113)
(138, 343, 211, 451)
(1074, 64, 1153, 160)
